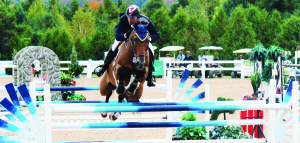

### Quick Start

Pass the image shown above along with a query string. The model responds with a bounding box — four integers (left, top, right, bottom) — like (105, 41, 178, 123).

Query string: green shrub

(210, 97, 235, 120)
(175, 112, 208, 140)
(209, 126, 252, 139)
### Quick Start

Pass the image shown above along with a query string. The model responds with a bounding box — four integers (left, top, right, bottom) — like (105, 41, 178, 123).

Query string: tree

(71, 0, 79, 17)
(142, 0, 165, 17)
(221, 5, 257, 60)
(150, 6, 172, 58)
(170, 5, 211, 57)
(103, 0, 119, 20)
(90, 27, 115, 60)
(169, 3, 180, 17)
(14, 5, 26, 24)
(68, 45, 84, 77)
(63, 5, 72, 21)
(244, 6, 268, 45)
(41, 28, 72, 60)
(265, 10, 282, 48)
(0, 1, 16, 60)
(209, 5, 228, 47)
(71, 8, 95, 40)
(281, 15, 300, 54)
(27, 0, 46, 19)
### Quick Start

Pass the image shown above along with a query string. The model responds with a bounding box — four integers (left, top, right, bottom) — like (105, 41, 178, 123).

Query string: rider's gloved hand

(125, 29, 133, 38)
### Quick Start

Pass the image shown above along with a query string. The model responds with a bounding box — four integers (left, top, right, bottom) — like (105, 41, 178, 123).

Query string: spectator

(184, 51, 195, 61)
(177, 51, 185, 61)
(184, 51, 195, 78)
(166, 54, 171, 68)
(199, 54, 208, 67)
(177, 51, 185, 67)
(237, 55, 243, 60)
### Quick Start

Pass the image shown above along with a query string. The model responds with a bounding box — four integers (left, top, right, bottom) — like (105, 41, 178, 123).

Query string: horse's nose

(137, 56, 145, 71)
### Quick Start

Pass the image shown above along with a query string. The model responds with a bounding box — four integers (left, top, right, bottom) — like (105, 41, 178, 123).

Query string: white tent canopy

(233, 48, 252, 54)
(159, 46, 184, 51)
(199, 46, 223, 50)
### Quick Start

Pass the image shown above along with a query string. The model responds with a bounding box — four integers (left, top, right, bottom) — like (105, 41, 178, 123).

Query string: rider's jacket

(115, 14, 160, 42)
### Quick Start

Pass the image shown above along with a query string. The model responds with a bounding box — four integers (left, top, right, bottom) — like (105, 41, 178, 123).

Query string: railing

(163, 59, 254, 79)
(59, 59, 103, 78)
(1, 59, 254, 79)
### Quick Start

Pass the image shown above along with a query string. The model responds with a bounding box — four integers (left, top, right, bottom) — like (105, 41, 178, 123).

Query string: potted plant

(61, 72, 76, 100)
(266, 46, 284, 62)
(173, 112, 208, 140)
(209, 126, 252, 139)
(250, 69, 261, 98)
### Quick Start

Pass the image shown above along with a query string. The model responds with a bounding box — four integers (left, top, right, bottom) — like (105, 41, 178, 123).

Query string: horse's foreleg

(101, 91, 112, 118)
(116, 66, 126, 95)
(126, 71, 143, 95)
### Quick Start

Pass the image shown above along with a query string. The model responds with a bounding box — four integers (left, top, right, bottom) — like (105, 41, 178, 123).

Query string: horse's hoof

(109, 112, 121, 121)
(127, 83, 137, 95)
(116, 86, 126, 95)
(101, 113, 107, 118)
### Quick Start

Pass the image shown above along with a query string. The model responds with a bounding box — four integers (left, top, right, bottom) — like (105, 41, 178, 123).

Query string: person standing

(177, 51, 185, 67)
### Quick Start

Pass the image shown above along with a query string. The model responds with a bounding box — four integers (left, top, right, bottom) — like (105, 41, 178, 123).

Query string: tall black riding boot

(147, 51, 156, 87)
(94, 48, 115, 77)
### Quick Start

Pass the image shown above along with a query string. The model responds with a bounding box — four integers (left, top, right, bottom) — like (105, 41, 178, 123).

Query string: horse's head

(128, 22, 150, 71)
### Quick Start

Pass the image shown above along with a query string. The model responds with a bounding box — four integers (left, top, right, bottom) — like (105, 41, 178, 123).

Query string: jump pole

(51, 119, 265, 129)
(50, 104, 290, 113)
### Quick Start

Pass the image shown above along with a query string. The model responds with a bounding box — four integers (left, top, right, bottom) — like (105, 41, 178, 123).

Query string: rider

(94, 5, 159, 87)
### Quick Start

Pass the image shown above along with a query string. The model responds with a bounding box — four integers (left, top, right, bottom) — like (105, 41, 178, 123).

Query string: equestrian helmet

(126, 5, 140, 18)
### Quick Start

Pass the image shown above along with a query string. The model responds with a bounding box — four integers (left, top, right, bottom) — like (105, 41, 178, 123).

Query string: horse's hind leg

(116, 66, 127, 95)
(101, 91, 112, 118)
(109, 94, 124, 121)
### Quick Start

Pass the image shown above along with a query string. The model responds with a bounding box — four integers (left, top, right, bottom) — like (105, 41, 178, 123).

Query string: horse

(99, 23, 151, 121)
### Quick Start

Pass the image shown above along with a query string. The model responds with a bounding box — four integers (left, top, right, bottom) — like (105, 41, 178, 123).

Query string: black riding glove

(125, 29, 133, 38)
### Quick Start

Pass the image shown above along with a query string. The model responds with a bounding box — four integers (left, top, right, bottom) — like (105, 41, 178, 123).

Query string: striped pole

(34, 84, 165, 91)
(52, 119, 264, 129)
(39, 101, 266, 108)
(52, 103, 290, 113)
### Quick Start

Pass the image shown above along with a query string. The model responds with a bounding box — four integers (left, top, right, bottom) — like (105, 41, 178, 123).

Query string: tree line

(1, 0, 300, 61)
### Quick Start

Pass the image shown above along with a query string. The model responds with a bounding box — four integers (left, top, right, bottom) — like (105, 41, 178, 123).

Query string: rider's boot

(147, 53, 156, 87)
(94, 48, 114, 77)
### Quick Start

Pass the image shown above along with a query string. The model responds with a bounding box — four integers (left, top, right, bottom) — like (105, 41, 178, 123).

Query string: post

(166, 69, 172, 142)
(241, 59, 244, 79)
(201, 60, 205, 79)
(44, 84, 52, 143)
(87, 59, 92, 79)
(205, 84, 210, 138)
(268, 79, 276, 143)
(163, 60, 167, 79)
(292, 81, 299, 143)
(29, 82, 36, 107)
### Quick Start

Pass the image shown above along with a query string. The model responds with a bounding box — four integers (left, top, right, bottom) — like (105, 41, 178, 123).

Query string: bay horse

(99, 23, 151, 121)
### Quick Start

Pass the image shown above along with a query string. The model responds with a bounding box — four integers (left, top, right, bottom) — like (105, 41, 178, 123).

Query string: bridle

(124, 29, 149, 58)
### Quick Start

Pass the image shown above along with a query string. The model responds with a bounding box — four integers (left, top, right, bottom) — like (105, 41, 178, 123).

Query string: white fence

(1, 59, 253, 79)
(163, 59, 254, 79)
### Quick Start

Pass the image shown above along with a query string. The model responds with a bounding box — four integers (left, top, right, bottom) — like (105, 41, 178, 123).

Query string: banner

(153, 61, 164, 76)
